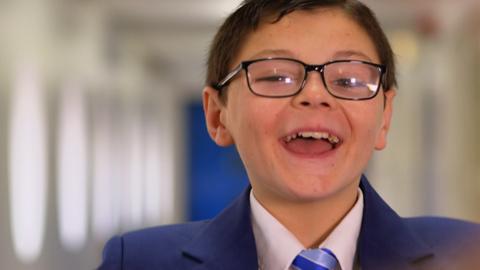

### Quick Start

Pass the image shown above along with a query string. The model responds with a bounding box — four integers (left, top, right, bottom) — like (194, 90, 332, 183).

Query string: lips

(282, 130, 342, 156)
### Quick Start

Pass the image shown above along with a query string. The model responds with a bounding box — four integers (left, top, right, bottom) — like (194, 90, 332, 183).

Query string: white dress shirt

(250, 189, 364, 270)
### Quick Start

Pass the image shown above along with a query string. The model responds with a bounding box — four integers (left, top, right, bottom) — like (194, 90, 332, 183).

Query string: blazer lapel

(358, 176, 434, 269)
(181, 188, 258, 270)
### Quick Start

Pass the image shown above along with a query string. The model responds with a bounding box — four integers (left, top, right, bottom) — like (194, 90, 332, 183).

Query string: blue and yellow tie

(291, 248, 338, 270)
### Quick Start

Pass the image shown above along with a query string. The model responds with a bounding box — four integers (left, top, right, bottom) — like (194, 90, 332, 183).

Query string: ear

(202, 86, 234, 146)
(374, 89, 396, 150)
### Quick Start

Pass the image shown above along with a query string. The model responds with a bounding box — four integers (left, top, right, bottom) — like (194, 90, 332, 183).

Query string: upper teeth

(285, 131, 340, 144)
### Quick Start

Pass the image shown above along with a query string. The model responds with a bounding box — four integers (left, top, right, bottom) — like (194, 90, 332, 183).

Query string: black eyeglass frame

(213, 57, 387, 101)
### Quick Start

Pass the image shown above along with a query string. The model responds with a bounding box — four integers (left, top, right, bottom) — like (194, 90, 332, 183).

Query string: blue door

(186, 102, 249, 221)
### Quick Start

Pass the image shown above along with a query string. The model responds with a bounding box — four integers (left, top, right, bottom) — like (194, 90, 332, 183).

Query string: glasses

(213, 57, 386, 100)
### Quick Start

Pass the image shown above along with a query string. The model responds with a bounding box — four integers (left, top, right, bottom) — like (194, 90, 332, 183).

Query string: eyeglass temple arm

(214, 64, 243, 90)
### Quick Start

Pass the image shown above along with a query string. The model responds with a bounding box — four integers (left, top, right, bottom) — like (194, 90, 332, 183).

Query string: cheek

(231, 101, 284, 178)
(348, 103, 384, 143)
(229, 98, 282, 150)
(246, 99, 282, 130)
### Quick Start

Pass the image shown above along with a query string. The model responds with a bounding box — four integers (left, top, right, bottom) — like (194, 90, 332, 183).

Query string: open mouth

(282, 131, 342, 156)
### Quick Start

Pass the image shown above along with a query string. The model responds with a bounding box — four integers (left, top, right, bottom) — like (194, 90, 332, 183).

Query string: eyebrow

(248, 49, 296, 59)
(332, 50, 374, 61)
(247, 49, 375, 62)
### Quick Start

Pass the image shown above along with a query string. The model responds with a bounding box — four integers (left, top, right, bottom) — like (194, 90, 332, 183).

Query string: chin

(282, 180, 336, 200)
(286, 174, 358, 200)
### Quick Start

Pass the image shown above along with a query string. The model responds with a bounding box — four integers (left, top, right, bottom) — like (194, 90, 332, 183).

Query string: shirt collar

(250, 189, 364, 270)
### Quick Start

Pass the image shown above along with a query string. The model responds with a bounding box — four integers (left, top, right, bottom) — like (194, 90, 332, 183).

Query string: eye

(332, 77, 366, 88)
(255, 75, 297, 84)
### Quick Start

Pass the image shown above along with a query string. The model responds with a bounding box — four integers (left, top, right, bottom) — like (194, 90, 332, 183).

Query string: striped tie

(291, 248, 338, 270)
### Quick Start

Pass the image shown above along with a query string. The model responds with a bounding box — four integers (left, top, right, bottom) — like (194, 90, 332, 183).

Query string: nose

(291, 71, 338, 109)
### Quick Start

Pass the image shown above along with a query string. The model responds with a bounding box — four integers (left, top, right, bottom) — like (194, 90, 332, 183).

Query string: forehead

(235, 8, 379, 64)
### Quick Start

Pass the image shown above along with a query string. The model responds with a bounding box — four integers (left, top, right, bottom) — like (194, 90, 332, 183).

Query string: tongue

(285, 139, 333, 155)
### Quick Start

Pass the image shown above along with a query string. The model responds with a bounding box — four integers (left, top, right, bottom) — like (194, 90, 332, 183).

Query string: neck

(253, 181, 359, 248)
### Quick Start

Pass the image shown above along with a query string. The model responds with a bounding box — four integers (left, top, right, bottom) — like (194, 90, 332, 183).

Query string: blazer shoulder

(123, 220, 210, 246)
(98, 220, 210, 270)
(405, 216, 480, 238)
(404, 216, 480, 259)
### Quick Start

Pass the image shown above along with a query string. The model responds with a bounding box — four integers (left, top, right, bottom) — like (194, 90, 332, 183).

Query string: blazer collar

(181, 188, 258, 270)
(358, 175, 434, 269)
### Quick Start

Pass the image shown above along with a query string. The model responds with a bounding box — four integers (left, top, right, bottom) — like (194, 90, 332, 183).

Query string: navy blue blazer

(98, 176, 480, 269)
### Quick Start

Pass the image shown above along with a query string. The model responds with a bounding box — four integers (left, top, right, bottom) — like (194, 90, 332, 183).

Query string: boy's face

(203, 8, 395, 204)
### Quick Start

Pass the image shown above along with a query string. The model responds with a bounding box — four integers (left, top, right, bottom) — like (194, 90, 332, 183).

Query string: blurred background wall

(0, 0, 479, 269)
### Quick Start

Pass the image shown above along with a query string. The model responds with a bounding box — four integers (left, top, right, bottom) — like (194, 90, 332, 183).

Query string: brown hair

(206, 0, 397, 100)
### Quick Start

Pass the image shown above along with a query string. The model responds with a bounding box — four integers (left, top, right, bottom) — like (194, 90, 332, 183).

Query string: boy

(98, 0, 480, 269)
